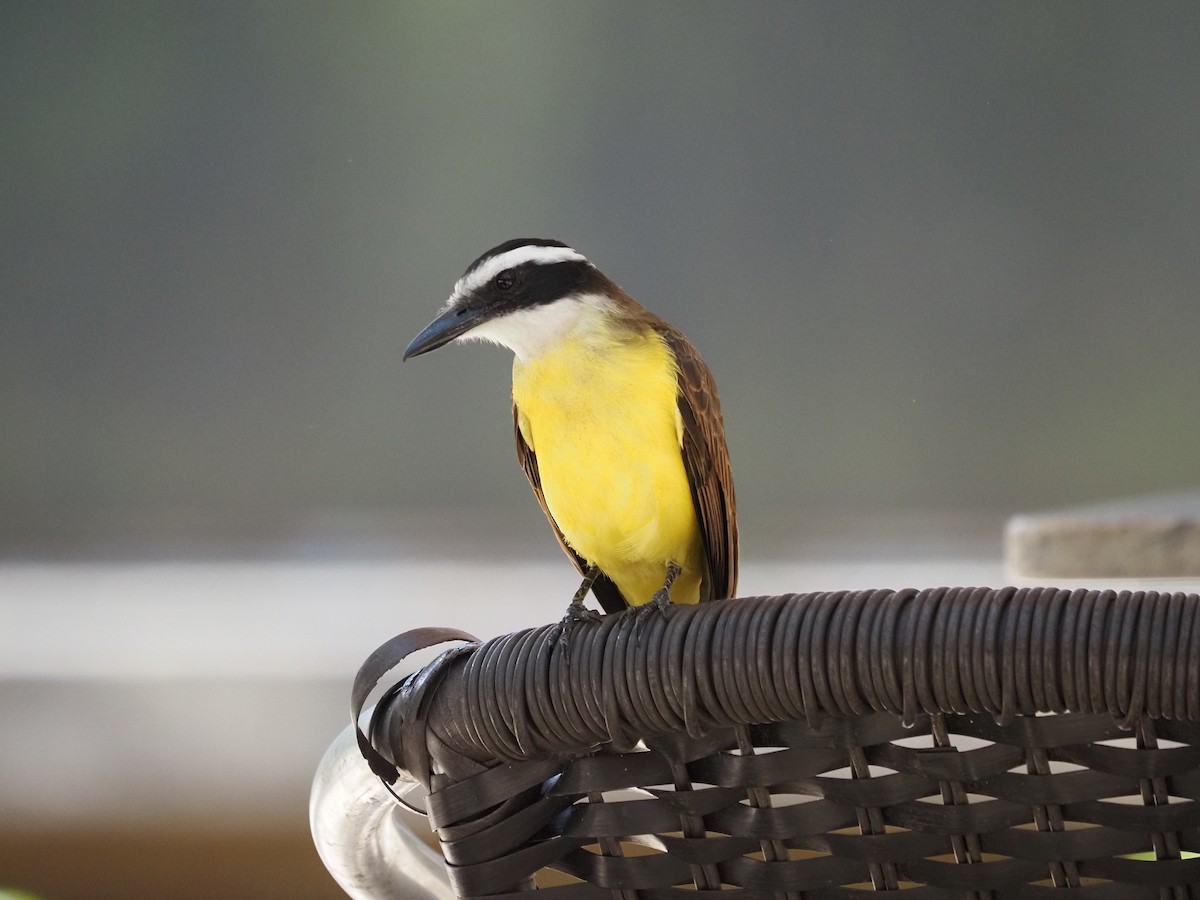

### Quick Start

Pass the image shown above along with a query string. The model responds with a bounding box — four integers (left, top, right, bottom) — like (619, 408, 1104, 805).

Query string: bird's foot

(627, 590, 671, 628)
(562, 597, 602, 625)
(554, 597, 601, 646)
(636, 561, 680, 616)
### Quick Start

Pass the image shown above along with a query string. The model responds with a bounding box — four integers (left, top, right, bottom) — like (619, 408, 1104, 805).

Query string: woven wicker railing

(355, 588, 1200, 899)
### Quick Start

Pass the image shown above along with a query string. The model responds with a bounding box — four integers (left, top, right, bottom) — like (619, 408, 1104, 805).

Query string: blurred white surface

(4, 552, 1199, 679)
(2, 539, 1198, 830)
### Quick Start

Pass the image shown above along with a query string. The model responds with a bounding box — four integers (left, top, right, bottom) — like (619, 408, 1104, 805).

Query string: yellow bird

(404, 239, 737, 618)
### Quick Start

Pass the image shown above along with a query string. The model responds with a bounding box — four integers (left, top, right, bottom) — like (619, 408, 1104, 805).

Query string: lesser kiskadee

(404, 239, 737, 617)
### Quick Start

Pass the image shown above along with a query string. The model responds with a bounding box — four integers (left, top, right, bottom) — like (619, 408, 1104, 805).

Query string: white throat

(456, 293, 614, 362)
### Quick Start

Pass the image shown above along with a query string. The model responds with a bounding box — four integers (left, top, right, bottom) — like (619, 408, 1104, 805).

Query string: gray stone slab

(1006, 492, 1200, 578)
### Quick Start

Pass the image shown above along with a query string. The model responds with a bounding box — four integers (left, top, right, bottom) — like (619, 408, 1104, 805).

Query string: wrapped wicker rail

(358, 587, 1200, 898)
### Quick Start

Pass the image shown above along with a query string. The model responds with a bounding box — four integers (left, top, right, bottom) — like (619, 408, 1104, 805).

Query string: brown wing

(513, 404, 628, 614)
(657, 325, 739, 601)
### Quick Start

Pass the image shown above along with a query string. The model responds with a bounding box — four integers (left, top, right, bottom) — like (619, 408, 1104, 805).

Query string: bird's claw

(554, 599, 601, 645)
(628, 592, 671, 635)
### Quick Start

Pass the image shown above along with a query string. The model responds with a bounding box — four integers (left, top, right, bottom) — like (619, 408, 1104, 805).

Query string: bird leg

(559, 564, 603, 630)
(649, 561, 682, 611)
(630, 563, 682, 633)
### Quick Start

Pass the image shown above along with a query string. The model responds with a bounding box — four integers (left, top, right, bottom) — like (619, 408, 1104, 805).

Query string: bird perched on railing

(404, 239, 737, 620)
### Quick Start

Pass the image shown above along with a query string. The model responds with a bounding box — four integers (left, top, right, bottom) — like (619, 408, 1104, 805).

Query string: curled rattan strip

(829, 590, 861, 715)
(497, 631, 536, 756)
(1051, 588, 1074, 712)
(457, 631, 491, 757)
(1030, 588, 1059, 712)
(962, 586, 985, 713)
(519, 634, 548, 753)
(549, 630, 584, 752)
(956, 587, 983, 713)
(1052, 586, 1076, 712)
(805, 591, 837, 719)
(862, 589, 889, 713)
(656, 606, 685, 727)
(984, 584, 1005, 719)
(909, 587, 939, 723)
(476, 631, 515, 757)
(652, 611, 678, 736)
(548, 628, 584, 749)
(470, 631, 503, 755)
(536, 637, 571, 751)
(624, 616, 658, 737)
(977, 585, 1001, 716)
(835, 589, 870, 718)
(1172, 593, 1187, 719)
(1088, 590, 1114, 714)
(1152, 592, 1171, 720)
(1183, 598, 1195, 721)
(1004, 587, 1032, 723)
(1147, 595, 1176, 724)
(582, 617, 616, 735)
(482, 631, 523, 759)
(665, 602, 702, 735)
(1185, 591, 1199, 721)
(795, 592, 823, 731)
(745, 598, 780, 724)
(842, 587, 875, 710)
(878, 585, 902, 720)
(899, 588, 922, 727)
(602, 612, 636, 749)
(760, 597, 791, 725)
(716, 599, 746, 726)
(505, 628, 536, 756)
(639, 613, 677, 737)
(1072, 588, 1098, 712)
(852, 590, 876, 723)
(935, 586, 964, 713)
(1026, 586, 1048, 712)
(641, 612, 675, 737)
(710, 597, 742, 728)
(739, 600, 772, 722)
(1150, 590, 1172, 720)
(1185, 600, 1195, 724)
(528, 633, 569, 753)
(1170, 593, 1190, 720)
(1011, 587, 1036, 716)
(739, 600, 777, 724)
(730, 598, 763, 724)
(1105, 591, 1132, 720)
(928, 585, 954, 713)
(824, 590, 853, 719)
(1147, 591, 1171, 721)
(560, 628, 596, 748)
(1120, 592, 1146, 725)
(774, 593, 806, 729)
(1122, 590, 1147, 719)
(682, 598, 718, 737)
(928, 586, 956, 718)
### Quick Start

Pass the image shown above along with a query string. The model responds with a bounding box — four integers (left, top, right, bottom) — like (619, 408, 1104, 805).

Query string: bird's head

(403, 239, 617, 362)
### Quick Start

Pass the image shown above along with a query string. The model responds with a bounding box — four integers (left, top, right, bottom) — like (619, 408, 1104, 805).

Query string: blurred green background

(5, 1, 1198, 556)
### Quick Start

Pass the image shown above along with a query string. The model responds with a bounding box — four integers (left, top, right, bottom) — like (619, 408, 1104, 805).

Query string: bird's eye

(495, 270, 515, 291)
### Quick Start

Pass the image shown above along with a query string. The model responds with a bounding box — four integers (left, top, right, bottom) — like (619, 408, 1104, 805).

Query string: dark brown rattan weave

(359, 588, 1200, 898)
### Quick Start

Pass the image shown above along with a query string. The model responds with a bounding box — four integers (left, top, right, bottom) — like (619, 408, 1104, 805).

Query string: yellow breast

(512, 321, 703, 605)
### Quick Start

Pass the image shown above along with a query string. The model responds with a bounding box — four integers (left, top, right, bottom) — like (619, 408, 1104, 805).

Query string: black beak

(403, 303, 492, 360)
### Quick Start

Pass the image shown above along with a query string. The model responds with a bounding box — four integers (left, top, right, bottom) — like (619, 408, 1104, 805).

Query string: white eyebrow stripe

(452, 245, 587, 302)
